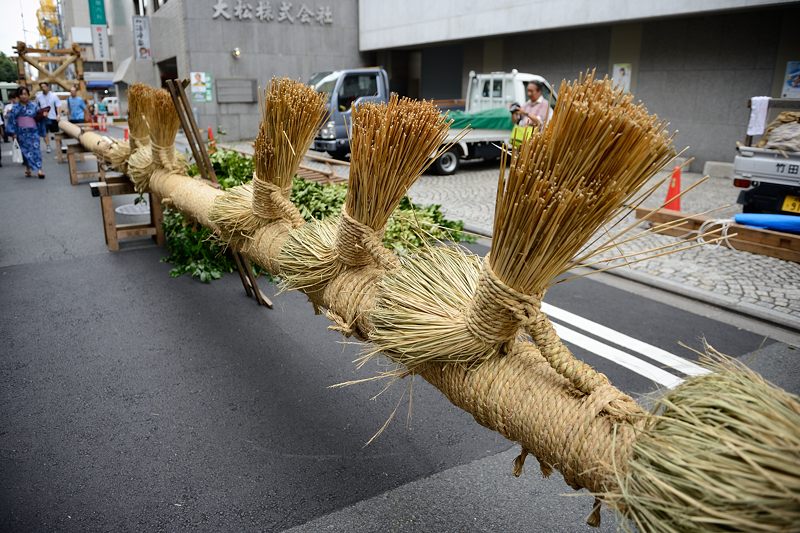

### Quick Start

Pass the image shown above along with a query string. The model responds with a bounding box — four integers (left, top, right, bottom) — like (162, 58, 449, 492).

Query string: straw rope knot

(335, 210, 399, 271)
(251, 175, 305, 227)
(151, 141, 178, 170)
(464, 257, 539, 349)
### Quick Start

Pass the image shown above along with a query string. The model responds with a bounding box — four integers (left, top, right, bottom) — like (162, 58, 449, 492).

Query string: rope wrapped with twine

(210, 173, 304, 250)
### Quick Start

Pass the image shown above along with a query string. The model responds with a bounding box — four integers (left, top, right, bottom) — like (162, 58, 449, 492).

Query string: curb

(461, 224, 800, 333)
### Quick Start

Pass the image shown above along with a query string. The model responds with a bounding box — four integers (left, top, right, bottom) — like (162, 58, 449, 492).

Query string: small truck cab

(466, 70, 556, 114)
(310, 68, 390, 159)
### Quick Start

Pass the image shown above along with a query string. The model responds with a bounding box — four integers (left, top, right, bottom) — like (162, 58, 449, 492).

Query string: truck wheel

(327, 148, 349, 161)
(433, 149, 460, 175)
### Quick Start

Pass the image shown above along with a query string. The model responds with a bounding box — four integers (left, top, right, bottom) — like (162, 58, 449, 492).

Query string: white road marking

(550, 320, 684, 388)
(542, 302, 710, 377)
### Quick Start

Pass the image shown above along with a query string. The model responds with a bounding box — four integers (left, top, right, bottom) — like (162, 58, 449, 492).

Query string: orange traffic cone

(124, 128, 129, 141)
(665, 165, 681, 211)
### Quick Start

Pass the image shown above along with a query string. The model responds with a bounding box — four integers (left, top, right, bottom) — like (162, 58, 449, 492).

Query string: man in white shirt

(35, 82, 61, 153)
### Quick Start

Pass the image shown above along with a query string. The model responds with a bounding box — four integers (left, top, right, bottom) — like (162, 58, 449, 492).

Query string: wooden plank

(635, 207, 800, 262)
(90, 182, 137, 197)
(150, 193, 166, 246)
(116, 225, 158, 239)
(100, 196, 118, 251)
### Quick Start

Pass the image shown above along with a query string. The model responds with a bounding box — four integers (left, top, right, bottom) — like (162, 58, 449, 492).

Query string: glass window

(481, 80, 490, 98)
(492, 79, 502, 98)
(337, 74, 378, 111)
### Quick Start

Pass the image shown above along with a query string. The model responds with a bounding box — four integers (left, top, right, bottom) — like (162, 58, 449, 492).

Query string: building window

(133, 0, 147, 16)
(337, 74, 378, 111)
(84, 61, 107, 72)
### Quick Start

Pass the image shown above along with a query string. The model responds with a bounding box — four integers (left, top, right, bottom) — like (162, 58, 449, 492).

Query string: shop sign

(212, 1, 333, 24)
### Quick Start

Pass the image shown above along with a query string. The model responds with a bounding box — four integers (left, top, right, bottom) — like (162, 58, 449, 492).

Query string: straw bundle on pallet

(209, 78, 327, 259)
(59, 75, 800, 532)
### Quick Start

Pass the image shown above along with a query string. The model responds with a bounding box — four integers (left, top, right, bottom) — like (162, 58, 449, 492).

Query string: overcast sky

(1, 1, 42, 56)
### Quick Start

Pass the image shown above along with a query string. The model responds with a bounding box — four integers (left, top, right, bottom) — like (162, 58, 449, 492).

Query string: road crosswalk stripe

(542, 302, 710, 377)
(550, 320, 684, 388)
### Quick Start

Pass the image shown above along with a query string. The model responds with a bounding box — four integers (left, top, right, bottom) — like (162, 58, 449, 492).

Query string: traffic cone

(123, 128, 129, 141)
(664, 166, 681, 211)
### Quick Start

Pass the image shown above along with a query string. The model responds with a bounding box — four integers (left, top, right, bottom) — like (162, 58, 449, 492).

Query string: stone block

(703, 161, 734, 179)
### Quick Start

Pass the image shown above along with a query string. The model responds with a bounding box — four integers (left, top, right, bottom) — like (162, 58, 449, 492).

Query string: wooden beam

(634, 207, 800, 263)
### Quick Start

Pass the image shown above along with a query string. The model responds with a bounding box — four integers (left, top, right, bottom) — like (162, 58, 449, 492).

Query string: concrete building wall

(382, 5, 795, 171)
(151, 0, 191, 82)
(359, 0, 794, 51)
(635, 9, 785, 168)
(180, 0, 363, 140)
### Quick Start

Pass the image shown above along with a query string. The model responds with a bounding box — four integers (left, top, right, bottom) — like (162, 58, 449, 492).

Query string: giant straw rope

(60, 75, 799, 532)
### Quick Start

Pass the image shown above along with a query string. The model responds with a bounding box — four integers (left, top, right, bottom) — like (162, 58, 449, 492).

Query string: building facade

(60, 0, 116, 98)
(361, 0, 800, 170)
(106, 0, 363, 140)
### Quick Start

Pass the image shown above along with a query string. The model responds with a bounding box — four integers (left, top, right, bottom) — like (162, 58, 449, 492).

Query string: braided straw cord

(130, 134, 149, 153)
(242, 221, 293, 274)
(335, 210, 399, 271)
(465, 257, 638, 420)
(251, 176, 304, 227)
(418, 344, 641, 495)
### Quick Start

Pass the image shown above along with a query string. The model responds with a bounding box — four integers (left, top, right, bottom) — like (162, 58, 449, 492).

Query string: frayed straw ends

(611, 352, 800, 533)
(278, 216, 340, 292)
(368, 246, 509, 368)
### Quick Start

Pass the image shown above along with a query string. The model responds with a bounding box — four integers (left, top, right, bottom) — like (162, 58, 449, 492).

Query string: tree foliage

(0, 53, 18, 83)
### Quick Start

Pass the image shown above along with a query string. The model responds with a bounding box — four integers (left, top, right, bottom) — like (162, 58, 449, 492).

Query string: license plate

(782, 195, 800, 214)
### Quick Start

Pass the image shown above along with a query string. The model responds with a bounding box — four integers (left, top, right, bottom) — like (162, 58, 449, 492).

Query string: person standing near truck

(512, 80, 550, 128)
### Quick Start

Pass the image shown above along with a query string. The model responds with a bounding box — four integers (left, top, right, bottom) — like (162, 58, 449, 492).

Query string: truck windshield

(309, 71, 341, 96)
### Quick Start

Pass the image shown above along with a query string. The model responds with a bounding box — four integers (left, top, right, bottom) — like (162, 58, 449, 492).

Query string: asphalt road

(1, 142, 797, 532)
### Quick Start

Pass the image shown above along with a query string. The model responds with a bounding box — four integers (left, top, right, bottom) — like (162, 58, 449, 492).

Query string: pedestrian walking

(35, 82, 61, 154)
(6, 87, 46, 179)
(66, 86, 87, 123)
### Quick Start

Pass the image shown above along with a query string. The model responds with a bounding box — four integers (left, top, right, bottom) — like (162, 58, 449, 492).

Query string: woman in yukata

(6, 87, 45, 179)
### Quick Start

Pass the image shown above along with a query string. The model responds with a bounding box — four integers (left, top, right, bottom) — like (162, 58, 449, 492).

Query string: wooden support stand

(90, 177, 165, 251)
(67, 143, 103, 185)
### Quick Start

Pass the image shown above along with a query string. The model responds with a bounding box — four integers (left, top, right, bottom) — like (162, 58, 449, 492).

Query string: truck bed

(445, 128, 511, 143)
(734, 146, 800, 187)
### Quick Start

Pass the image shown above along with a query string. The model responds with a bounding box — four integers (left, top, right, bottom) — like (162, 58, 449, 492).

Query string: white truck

(431, 70, 556, 174)
(311, 69, 556, 174)
(733, 98, 800, 215)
